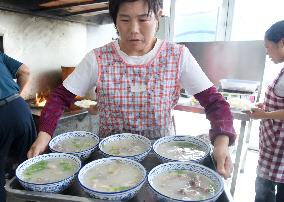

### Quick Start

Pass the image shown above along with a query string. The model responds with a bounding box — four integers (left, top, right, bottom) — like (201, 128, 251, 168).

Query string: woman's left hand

(213, 135, 233, 179)
(246, 107, 267, 119)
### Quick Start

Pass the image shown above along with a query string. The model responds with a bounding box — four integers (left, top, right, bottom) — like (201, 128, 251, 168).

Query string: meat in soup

(53, 137, 97, 152)
(102, 139, 148, 156)
(83, 160, 143, 192)
(153, 170, 216, 200)
(156, 141, 205, 161)
(23, 158, 77, 183)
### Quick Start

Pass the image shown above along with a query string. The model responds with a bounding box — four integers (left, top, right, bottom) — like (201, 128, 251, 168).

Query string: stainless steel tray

(6, 152, 234, 202)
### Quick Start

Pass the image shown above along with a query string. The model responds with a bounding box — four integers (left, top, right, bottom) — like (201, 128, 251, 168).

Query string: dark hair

(109, 0, 162, 28)
(265, 20, 284, 43)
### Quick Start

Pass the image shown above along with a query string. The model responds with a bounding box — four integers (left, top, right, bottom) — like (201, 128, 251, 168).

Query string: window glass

(173, 0, 223, 42)
(231, 0, 284, 40)
(230, 0, 284, 98)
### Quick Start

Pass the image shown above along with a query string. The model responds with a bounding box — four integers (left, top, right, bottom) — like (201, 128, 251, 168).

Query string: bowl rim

(48, 131, 100, 154)
(16, 153, 81, 186)
(147, 161, 224, 202)
(152, 135, 211, 162)
(98, 133, 152, 158)
(78, 157, 147, 194)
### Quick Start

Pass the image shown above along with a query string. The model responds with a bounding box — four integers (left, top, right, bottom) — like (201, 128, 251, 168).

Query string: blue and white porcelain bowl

(16, 153, 81, 193)
(78, 157, 147, 201)
(152, 136, 211, 163)
(99, 133, 151, 162)
(49, 131, 99, 160)
(148, 162, 224, 202)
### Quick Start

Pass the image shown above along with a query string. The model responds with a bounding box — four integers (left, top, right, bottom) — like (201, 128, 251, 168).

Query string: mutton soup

(22, 158, 78, 184)
(53, 136, 98, 152)
(156, 141, 206, 161)
(153, 169, 216, 201)
(83, 160, 144, 192)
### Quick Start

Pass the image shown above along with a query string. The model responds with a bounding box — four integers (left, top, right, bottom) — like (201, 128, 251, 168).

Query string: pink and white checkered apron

(257, 67, 284, 183)
(94, 41, 182, 139)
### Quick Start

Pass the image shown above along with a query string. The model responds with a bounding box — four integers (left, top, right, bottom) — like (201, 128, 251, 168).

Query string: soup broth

(23, 158, 77, 183)
(53, 137, 97, 152)
(153, 170, 216, 200)
(156, 141, 205, 161)
(103, 139, 148, 156)
(83, 160, 143, 192)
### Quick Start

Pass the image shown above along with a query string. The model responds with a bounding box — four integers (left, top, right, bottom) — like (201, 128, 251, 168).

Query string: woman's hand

(88, 105, 98, 115)
(255, 102, 264, 110)
(27, 131, 51, 158)
(213, 135, 233, 179)
(246, 107, 267, 119)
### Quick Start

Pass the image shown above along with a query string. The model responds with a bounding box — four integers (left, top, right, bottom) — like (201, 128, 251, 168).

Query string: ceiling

(0, 0, 112, 25)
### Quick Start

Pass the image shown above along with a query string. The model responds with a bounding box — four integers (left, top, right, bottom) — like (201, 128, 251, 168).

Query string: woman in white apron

(247, 20, 284, 202)
(28, 0, 236, 179)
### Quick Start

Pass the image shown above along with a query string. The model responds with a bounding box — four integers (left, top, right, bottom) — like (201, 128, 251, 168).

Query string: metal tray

(6, 152, 234, 202)
(220, 79, 260, 93)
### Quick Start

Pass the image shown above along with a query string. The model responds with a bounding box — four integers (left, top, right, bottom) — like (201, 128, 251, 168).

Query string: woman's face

(116, 0, 161, 56)
(265, 39, 284, 64)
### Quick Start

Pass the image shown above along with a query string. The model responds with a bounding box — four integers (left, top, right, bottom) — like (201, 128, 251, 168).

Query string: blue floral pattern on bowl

(16, 153, 81, 193)
(99, 133, 151, 162)
(49, 131, 99, 160)
(148, 162, 224, 202)
(78, 157, 147, 201)
(152, 136, 211, 163)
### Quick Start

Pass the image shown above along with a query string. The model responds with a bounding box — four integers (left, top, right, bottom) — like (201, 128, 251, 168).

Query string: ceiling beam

(62, 6, 107, 16)
(32, 0, 107, 12)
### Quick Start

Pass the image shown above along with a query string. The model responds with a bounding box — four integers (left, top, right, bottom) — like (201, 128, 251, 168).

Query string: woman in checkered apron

(28, 0, 236, 179)
(246, 20, 284, 202)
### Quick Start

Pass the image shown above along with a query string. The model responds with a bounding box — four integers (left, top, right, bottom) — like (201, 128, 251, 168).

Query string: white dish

(74, 99, 97, 108)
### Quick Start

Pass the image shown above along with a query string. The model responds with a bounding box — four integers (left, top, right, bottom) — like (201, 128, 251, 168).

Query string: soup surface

(22, 158, 77, 183)
(83, 160, 143, 192)
(102, 139, 148, 156)
(53, 137, 97, 152)
(153, 170, 216, 200)
(156, 141, 205, 161)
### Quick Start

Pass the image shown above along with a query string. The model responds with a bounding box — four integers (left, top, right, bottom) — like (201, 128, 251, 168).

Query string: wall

(0, 10, 116, 99)
(87, 23, 116, 51)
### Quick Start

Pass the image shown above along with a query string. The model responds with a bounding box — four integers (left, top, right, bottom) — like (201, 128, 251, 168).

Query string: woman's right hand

(27, 131, 51, 158)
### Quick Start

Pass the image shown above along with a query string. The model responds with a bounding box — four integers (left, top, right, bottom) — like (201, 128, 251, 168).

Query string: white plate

(74, 99, 97, 108)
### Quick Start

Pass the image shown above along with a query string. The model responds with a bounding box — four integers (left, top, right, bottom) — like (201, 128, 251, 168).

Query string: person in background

(246, 20, 284, 202)
(0, 52, 36, 201)
(27, 0, 236, 179)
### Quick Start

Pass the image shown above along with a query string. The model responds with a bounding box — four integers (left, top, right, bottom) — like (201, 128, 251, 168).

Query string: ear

(155, 10, 163, 32)
(281, 38, 284, 46)
(157, 10, 163, 20)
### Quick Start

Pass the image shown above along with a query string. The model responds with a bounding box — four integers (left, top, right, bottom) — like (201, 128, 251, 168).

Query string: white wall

(87, 23, 116, 51)
(0, 10, 116, 99)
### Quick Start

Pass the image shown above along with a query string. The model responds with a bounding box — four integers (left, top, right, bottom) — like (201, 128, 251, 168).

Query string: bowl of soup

(78, 157, 147, 200)
(153, 136, 210, 163)
(99, 133, 151, 162)
(49, 131, 99, 160)
(148, 162, 223, 202)
(16, 153, 81, 193)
